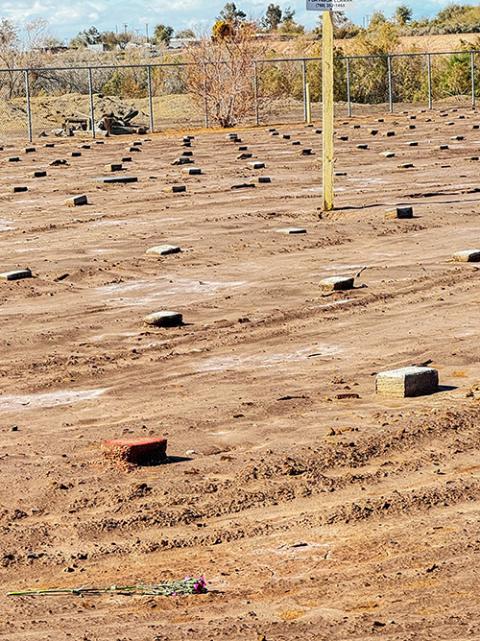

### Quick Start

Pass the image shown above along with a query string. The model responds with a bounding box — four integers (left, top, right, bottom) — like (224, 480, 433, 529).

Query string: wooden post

(322, 10, 334, 211)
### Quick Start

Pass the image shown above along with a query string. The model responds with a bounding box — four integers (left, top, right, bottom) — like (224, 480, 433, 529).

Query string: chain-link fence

(0, 49, 478, 144)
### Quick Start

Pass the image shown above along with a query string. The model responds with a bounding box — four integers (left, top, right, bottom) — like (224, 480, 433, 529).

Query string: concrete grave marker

(250, 161, 265, 169)
(96, 175, 138, 184)
(7, 157, 20, 162)
(0, 268, 32, 281)
(376, 366, 439, 398)
(164, 185, 186, 193)
(452, 249, 480, 262)
(71, 151, 81, 157)
(65, 195, 88, 207)
(146, 245, 181, 256)
(105, 163, 123, 172)
(381, 151, 395, 158)
(276, 227, 307, 234)
(320, 276, 354, 292)
(231, 183, 256, 190)
(183, 167, 202, 175)
(33, 170, 47, 178)
(12, 186, 28, 193)
(144, 311, 183, 327)
(385, 206, 413, 220)
(356, 144, 368, 150)
(24, 147, 36, 153)
(258, 176, 271, 183)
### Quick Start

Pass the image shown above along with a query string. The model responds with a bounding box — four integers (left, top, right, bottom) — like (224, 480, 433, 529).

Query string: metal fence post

(387, 55, 393, 113)
(87, 67, 95, 139)
(24, 69, 33, 143)
(470, 51, 476, 110)
(253, 62, 260, 126)
(427, 53, 433, 110)
(147, 65, 155, 133)
(346, 57, 352, 117)
(302, 59, 308, 122)
(203, 63, 209, 128)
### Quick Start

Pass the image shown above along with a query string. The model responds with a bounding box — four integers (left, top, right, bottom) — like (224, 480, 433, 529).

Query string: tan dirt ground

(0, 105, 480, 640)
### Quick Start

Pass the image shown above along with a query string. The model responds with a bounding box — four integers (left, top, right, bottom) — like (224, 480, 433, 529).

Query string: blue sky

(1, 0, 479, 41)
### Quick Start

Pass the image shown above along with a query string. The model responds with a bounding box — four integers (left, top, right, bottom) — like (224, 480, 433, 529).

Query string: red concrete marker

(103, 437, 167, 465)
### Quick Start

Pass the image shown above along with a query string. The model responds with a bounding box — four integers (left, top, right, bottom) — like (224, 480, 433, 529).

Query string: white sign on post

(306, 0, 352, 10)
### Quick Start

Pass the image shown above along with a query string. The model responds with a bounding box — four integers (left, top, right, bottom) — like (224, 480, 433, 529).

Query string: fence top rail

(0, 48, 478, 74)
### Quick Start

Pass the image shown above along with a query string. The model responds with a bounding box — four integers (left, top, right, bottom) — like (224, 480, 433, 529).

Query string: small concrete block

(95, 141, 105, 145)
(80, 144, 91, 149)
(385, 206, 413, 220)
(181, 150, 193, 157)
(105, 163, 123, 172)
(369, 129, 378, 135)
(128, 146, 141, 152)
(376, 366, 439, 398)
(122, 156, 132, 162)
(226, 133, 239, 140)
(24, 147, 36, 153)
(96, 175, 138, 184)
(183, 167, 202, 175)
(292, 141, 301, 146)
(398, 163, 414, 169)
(451, 135, 464, 141)
(45, 143, 55, 148)
(182, 141, 192, 147)
(65, 194, 88, 207)
(468, 156, 479, 161)
(439, 144, 449, 150)
(7, 157, 20, 162)
(381, 151, 395, 158)
(407, 141, 418, 147)
(335, 171, 347, 176)
(377, 118, 385, 123)
(301, 148, 313, 155)
(356, 144, 368, 150)
(452, 249, 480, 262)
(283, 134, 291, 139)
(172, 157, 193, 165)
(408, 124, 416, 129)
(472, 124, 480, 130)
(270, 131, 279, 137)
(132, 141, 142, 146)
(352, 124, 361, 129)
(276, 227, 307, 234)
(238, 145, 248, 151)
(33, 170, 47, 178)
(338, 135, 348, 141)
(258, 176, 271, 183)
(12, 186, 28, 193)
(144, 311, 183, 327)
(250, 161, 265, 169)
(237, 152, 252, 160)
(71, 151, 81, 157)
(103, 437, 167, 464)
(164, 185, 186, 193)
(0, 268, 32, 281)
(146, 245, 181, 256)
(320, 276, 354, 292)
(50, 159, 68, 166)
(385, 131, 396, 137)
(315, 129, 322, 134)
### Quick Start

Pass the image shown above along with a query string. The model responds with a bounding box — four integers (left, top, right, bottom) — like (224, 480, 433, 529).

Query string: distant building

(168, 37, 198, 50)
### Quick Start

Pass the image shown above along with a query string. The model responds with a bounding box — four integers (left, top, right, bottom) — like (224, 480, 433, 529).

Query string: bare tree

(184, 22, 267, 127)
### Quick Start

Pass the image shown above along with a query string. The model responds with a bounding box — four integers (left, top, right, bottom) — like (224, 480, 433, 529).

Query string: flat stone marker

(164, 185, 186, 193)
(377, 118, 385, 122)
(276, 227, 307, 234)
(45, 143, 55, 148)
(71, 151, 81, 157)
(352, 124, 361, 129)
(12, 186, 28, 193)
(472, 124, 480, 130)
(95, 141, 104, 145)
(144, 311, 183, 327)
(132, 141, 142, 146)
(65, 194, 88, 207)
(398, 163, 414, 169)
(283, 134, 291, 139)
(80, 144, 91, 149)
(315, 129, 322, 134)
(271, 131, 279, 137)
(385, 131, 396, 137)
(439, 144, 449, 150)
(33, 170, 47, 178)
(385, 206, 414, 220)
(183, 167, 202, 175)
(172, 157, 193, 165)
(24, 147, 36, 153)
(250, 161, 265, 169)
(451, 135, 464, 141)
(381, 151, 395, 158)
(408, 124, 416, 129)
(105, 163, 123, 172)
(181, 150, 193, 157)
(335, 171, 347, 176)
(50, 159, 68, 166)
(96, 175, 138, 184)
(238, 145, 248, 151)
(301, 148, 313, 155)
(407, 141, 418, 147)
(226, 133, 239, 140)
(146, 245, 181, 256)
(320, 276, 354, 292)
(237, 152, 252, 159)
(7, 157, 20, 162)
(452, 249, 480, 262)
(231, 183, 255, 190)
(182, 141, 192, 147)
(128, 147, 141, 152)
(103, 437, 167, 465)
(369, 129, 378, 135)
(0, 268, 32, 281)
(122, 156, 132, 162)
(339, 135, 348, 141)
(258, 176, 271, 183)
(356, 144, 368, 150)
(376, 366, 439, 398)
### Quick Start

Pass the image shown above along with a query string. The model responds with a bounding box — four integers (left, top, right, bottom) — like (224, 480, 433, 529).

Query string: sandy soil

(1, 105, 480, 640)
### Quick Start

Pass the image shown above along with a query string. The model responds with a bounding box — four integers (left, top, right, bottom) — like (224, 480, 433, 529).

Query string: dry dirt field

(1, 106, 480, 640)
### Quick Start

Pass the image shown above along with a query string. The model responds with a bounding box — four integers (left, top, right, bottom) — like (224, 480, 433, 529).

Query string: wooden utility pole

(322, 10, 334, 211)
